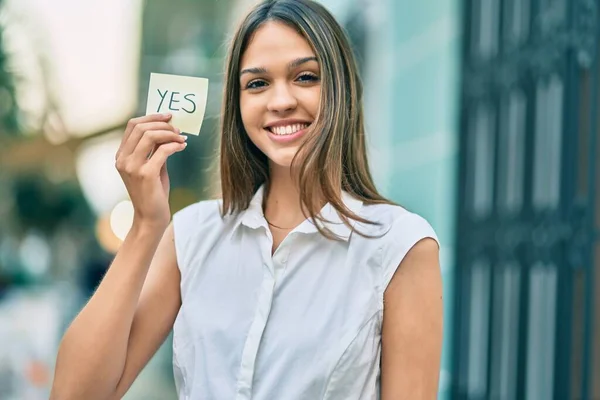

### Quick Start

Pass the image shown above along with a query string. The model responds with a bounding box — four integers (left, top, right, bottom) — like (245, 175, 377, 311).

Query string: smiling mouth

(266, 123, 311, 136)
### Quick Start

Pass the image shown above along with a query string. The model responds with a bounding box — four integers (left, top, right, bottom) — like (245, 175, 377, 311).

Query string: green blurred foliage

(0, 0, 20, 136)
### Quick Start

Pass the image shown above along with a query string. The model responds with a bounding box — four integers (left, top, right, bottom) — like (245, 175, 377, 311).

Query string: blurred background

(0, 0, 597, 399)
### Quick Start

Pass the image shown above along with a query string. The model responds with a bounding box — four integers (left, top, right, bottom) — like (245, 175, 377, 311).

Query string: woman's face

(239, 21, 321, 169)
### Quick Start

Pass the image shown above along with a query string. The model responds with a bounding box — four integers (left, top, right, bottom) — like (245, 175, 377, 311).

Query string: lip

(264, 119, 313, 144)
(265, 126, 311, 144)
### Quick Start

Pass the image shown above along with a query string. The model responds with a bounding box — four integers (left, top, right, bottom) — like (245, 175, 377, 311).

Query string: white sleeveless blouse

(172, 186, 438, 400)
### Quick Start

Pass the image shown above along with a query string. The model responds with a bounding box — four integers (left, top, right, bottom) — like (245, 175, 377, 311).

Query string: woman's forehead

(241, 21, 316, 67)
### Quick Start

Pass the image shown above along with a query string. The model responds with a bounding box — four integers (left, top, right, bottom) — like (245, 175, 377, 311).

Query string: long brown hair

(219, 0, 392, 238)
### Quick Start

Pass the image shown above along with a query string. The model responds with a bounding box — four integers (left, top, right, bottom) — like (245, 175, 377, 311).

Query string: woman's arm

(381, 238, 443, 400)
(51, 113, 187, 399)
(50, 222, 181, 400)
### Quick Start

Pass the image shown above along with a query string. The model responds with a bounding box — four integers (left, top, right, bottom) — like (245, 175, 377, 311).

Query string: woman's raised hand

(115, 113, 187, 230)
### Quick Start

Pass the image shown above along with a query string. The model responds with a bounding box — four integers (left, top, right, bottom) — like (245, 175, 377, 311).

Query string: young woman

(51, 0, 443, 399)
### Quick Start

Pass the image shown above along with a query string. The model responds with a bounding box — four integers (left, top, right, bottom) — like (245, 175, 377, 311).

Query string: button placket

(273, 242, 290, 283)
(235, 231, 277, 399)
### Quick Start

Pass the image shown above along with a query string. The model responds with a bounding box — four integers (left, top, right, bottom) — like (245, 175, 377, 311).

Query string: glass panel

(503, 0, 531, 46)
(498, 90, 526, 213)
(474, 0, 500, 59)
(547, 77, 564, 207)
(539, 0, 567, 33)
(468, 260, 492, 398)
(533, 82, 547, 209)
(470, 0, 481, 58)
(577, 70, 592, 199)
(515, 0, 531, 42)
(489, 263, 521, 399)
(470, 104, 496, 218)
(533, 77, 564, 210)
(526, 263, 558, 400)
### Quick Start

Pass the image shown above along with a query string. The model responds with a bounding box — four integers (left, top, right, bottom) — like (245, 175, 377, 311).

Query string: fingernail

(182, 142, 188, 147)
(163, 113, 171, 118)
(181, 135, 188, 141)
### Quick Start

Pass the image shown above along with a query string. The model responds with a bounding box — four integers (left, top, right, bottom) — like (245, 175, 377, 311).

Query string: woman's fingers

(144, 141, 188, 175)
(122, 113, 171, 145)
(116, 113, 171, 160)
(130, 130, 187, 165)
(117, 117, 176, 159)
(122, 121, 178, 157)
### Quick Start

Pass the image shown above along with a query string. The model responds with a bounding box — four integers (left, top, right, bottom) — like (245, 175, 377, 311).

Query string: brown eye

(246, 79, 267, 89)
(296, 73, 319, 83)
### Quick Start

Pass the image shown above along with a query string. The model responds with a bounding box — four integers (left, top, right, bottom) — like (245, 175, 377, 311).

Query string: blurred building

(453, 0, 600, 399)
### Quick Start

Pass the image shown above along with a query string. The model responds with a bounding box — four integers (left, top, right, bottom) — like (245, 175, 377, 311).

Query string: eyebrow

(239, 56, 318, 77)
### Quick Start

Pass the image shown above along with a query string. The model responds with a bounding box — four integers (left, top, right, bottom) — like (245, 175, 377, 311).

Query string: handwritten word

(156, 90, 197, 114)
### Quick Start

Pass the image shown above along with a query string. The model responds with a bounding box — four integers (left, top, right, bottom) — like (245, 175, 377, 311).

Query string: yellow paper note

(145, 72, 209, 135)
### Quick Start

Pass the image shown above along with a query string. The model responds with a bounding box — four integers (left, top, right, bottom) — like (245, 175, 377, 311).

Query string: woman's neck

(263, 165, 308, 230)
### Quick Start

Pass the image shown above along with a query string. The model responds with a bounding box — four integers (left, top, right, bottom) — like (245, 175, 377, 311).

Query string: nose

(266, 82, 297, 113)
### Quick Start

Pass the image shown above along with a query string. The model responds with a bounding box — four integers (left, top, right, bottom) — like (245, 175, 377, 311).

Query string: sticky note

(145, 72, 209, 135)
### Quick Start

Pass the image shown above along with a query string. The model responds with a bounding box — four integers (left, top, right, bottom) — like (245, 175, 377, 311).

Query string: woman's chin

(268, 158, 294, 170)
(267, 149, 300, 169)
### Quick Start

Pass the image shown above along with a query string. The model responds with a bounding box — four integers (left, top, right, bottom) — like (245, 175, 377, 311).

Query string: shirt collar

(232, 185, 363, 241)
(237, 184, 268, 231)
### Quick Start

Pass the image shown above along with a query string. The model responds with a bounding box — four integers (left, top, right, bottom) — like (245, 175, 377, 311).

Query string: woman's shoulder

(172, 198, 226, 237)
(360, 202, 429, 230)
(357, 202, 438, 248)
(173, 198, 222, 220)
(361, 202, 408, 217)
(358, 202, 439, 288)
(173, 197, 222, 221)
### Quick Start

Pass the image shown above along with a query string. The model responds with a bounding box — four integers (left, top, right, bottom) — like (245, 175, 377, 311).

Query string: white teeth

(271, 123, 309, 135)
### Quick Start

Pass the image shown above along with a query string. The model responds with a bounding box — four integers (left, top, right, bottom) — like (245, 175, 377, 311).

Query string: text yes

(156, 89, 197, 114)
